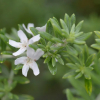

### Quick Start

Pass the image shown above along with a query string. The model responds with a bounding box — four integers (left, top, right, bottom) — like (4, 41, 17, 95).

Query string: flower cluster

(9, 23, 46, 77)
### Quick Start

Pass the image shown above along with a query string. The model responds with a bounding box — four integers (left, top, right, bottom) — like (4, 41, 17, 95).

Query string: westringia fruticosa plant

(0, 13, 100, 100)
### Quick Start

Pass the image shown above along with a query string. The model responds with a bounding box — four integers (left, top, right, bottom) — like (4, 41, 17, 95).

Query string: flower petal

(27, 48, 44, 60)
(27, 47, 35, 59)
(36, 24, 46, 32)
(23, 23, 34, 35)
(28, 34, 40, 44)
(9, 40, 21, 48)
(13, 48, 26, 56)
(29, 61, 40, 76)
(22, 64, 29, 77)
(33, 49, 44, 60)
(15, 57, 27, 65)
(27, 23, 34, 31)
(18, 30, 28, 43)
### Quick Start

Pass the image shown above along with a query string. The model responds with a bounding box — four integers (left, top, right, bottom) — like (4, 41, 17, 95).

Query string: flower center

(27, 57, 33, 64)
(21, 40, 28, 48)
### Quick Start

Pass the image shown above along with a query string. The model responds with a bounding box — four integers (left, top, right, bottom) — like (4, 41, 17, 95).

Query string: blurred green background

(0, 0, 100, 100)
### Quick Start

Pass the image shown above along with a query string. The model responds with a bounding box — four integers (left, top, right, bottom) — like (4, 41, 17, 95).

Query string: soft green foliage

(0, 13, 100, 100)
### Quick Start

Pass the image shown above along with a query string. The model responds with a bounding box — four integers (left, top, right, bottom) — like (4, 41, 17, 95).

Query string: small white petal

(27, 23, 34, 31)
(15, 57, 27, 65)
(29, 61, 40, 76)
(22, 64, 29, 77)
(23, 23, 34, 35)
(9, 40, 21, 48)
(27, 48, 44, 60)
(33, 49, 44, 60)
(36, 24, 46, 32)
(23, 24, 29, 32)
(27, 47, 35, 59)
(28, 34, 40, 44)
(18, 30, 28, 43)
(13, 48, 26, 56)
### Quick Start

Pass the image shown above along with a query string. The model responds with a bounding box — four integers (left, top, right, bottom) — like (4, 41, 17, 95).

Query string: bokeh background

(0, 0, 100, 100)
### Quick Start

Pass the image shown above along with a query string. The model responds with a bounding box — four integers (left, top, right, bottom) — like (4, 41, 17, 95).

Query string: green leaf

(52, 57, 56, 67)
(91, 44, 100, 50)
(1, 51, 12, 55)
(73, 44, 83, 53)
(84, 44, 89, 63)
(70, 24, 75, 33)
(84, 67, 91, 79)
(66, 89, 74, 100)
(75, 72, 82, 79)
(48, 61, 57, 75)
(51, 37, 63, 43)
(0, 34, 8, 43)
(30, 27, 38, 35)
(14, 65, 23, 70)
(66, 63, 77, 69)
(50, 18, 62, 35)
(46, 20, 54, 35)
(79, 52, 84, 65)
(70, 14, 76, 26)
(64, 13, 70, 28)
(37, 44, 45, 49)
(61, 29, 69, 38)
(40, 38, 46, 45)
(75, 32, 83, 37)
(39, 32, 52, 41)
(68, 53, 81, 64)
(95, 39, 100, 44)
(60, 19, 69, 34)
(76, 32, 92, 41)
(85, 79, 92, 95)
(44, 56, 51, 63)
(94, 31, 100, 38)
(56, 54, 64, 65)
(86, 54, 95, 67)
(63, 70, 75, 79)
(74, 40, 85, 44)
(14, 76, 30, 84)
(75, 20, 84, 33)
(66, 45, 78, 56)
(29, 44, 38, 50)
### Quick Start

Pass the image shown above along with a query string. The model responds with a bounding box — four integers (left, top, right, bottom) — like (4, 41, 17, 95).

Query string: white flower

(9, 30, 40, 56)
(36, 24, 46, 32)
(15, 48, 44, 77)
(23, 23, 34, 35)
(23, 23, 46, 34)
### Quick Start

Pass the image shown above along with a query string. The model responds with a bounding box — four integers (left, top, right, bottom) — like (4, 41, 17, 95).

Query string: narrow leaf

(76, 32, 92, 41)
(39, 32, 52, 41)
(63, 70, 75, 79)
(48, 61, 57, 75)
(30, 27, 38, 35)
(75, 20, 84, 33)
(85, 79, 92, 95)
(60, 19, 69, 34)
